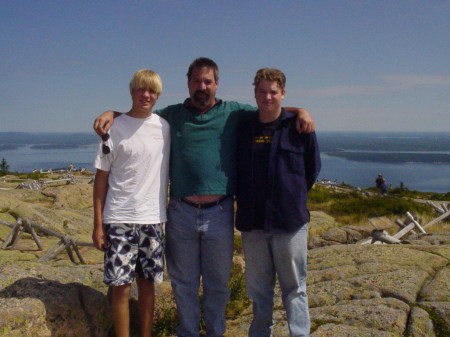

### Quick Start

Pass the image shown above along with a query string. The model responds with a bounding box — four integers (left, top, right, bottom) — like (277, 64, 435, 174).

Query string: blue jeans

(242, 226, 310, 337)
(166, 198, 234, 337)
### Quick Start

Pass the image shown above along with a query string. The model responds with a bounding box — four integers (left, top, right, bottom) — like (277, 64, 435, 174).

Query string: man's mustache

(194, 90, 208, 96)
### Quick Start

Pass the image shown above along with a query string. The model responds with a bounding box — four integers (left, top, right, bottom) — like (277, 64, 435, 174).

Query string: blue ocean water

(319, 154, 449, 193)
(0, 143, 97, 173)
(0, 132, 448, 193)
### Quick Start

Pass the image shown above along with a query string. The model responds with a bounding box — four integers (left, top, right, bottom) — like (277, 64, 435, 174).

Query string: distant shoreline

(1, 131, 449, 193)
(325, 151, 450, 165)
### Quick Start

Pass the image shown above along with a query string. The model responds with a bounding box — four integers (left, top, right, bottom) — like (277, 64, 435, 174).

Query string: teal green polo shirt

(156, 99, 256, 198)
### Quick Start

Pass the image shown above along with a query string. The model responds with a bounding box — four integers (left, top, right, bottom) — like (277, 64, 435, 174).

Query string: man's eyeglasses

(101, 134, 111, 154)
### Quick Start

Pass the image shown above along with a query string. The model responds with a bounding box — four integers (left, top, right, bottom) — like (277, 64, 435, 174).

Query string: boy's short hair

(129, 69, 163, 96)
(187, 57, 219, 82)
(253, 68, 286, 90)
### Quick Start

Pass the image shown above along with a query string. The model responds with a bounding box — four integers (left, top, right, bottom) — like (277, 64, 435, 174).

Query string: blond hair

(129, 69, 163, 96)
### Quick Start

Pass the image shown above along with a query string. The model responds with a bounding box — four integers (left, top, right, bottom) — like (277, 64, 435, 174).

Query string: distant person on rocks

(235, 68, 321, 337)
(92, 69, 170, 337)
(375, 174, 388, 196)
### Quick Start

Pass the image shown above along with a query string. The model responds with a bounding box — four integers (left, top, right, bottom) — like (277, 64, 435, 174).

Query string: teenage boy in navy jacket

(236, 68, 321, 337)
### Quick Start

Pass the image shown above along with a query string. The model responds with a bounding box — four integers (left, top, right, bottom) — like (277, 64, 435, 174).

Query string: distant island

(30, 144, 87, 150)
(0, 144, 23, 151)
(1, 131, 449, 166)
(325, 151, 450, 165)
(0, 132, 97, 146)
(318, 131, 450, 165)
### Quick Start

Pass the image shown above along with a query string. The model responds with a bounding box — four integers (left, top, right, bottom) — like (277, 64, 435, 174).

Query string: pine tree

(0, 158, 9, 173)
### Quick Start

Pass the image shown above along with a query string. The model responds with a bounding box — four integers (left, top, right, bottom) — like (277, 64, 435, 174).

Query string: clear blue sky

(1, 0, 449, 132)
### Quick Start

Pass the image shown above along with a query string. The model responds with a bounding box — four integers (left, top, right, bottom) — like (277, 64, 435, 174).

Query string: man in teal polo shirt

(94, 57, 314, 337)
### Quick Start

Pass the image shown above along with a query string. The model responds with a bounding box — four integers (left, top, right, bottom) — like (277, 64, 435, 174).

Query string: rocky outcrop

(0, 183, 448, 336)
(0, 259, 179, 337)
(226, 236, 450, 336)
(0, 262, 112, 336)
(307, 212, 389, 248)
(0, 184, 93, 242)
(1, 235, 448, 336)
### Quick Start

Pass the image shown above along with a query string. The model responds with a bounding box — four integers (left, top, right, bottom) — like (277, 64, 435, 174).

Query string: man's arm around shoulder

(93, 111, 123, 136)
(284, 107, 315, 133)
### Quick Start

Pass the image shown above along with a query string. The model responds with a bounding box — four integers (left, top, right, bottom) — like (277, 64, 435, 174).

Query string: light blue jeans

(242, 226, 310, 337)
(166, 198, 234, 337)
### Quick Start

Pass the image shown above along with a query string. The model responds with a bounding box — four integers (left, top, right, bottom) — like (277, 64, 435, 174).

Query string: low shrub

(152, 307, 178, 336)
(309, 185, 435, 223)
(390, 187, 450, 201)
(329, 196, 433, 221)
(226, 263, 251, 319)
(308, 186, 354, 204)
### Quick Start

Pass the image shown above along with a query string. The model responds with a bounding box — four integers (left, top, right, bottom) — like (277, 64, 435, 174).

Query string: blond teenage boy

(92, 69, 170, 337)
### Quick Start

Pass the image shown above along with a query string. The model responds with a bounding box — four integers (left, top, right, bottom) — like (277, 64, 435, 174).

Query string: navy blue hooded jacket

(235, 109, 321, 233)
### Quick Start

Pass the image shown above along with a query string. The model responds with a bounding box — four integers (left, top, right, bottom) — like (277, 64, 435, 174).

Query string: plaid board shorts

(103, 223, 164, 286)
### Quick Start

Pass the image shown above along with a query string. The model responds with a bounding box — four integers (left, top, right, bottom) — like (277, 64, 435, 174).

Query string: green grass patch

(329, 196, 432, 217)
(226, 263, 251, 319)
(389, 187, 450, 201)
(152, 307, 178, 336)
(233, 233, 243, 253)
(309, 186, 434, 223)
(0, 206, 10, 213)
(308, 186, 354, 204)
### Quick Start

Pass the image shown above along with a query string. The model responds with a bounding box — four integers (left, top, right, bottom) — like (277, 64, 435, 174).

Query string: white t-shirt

(94, 113, 170, 224)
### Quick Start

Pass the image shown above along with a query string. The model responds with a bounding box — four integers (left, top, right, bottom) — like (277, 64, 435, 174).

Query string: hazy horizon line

(0, 130, 449, 134)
